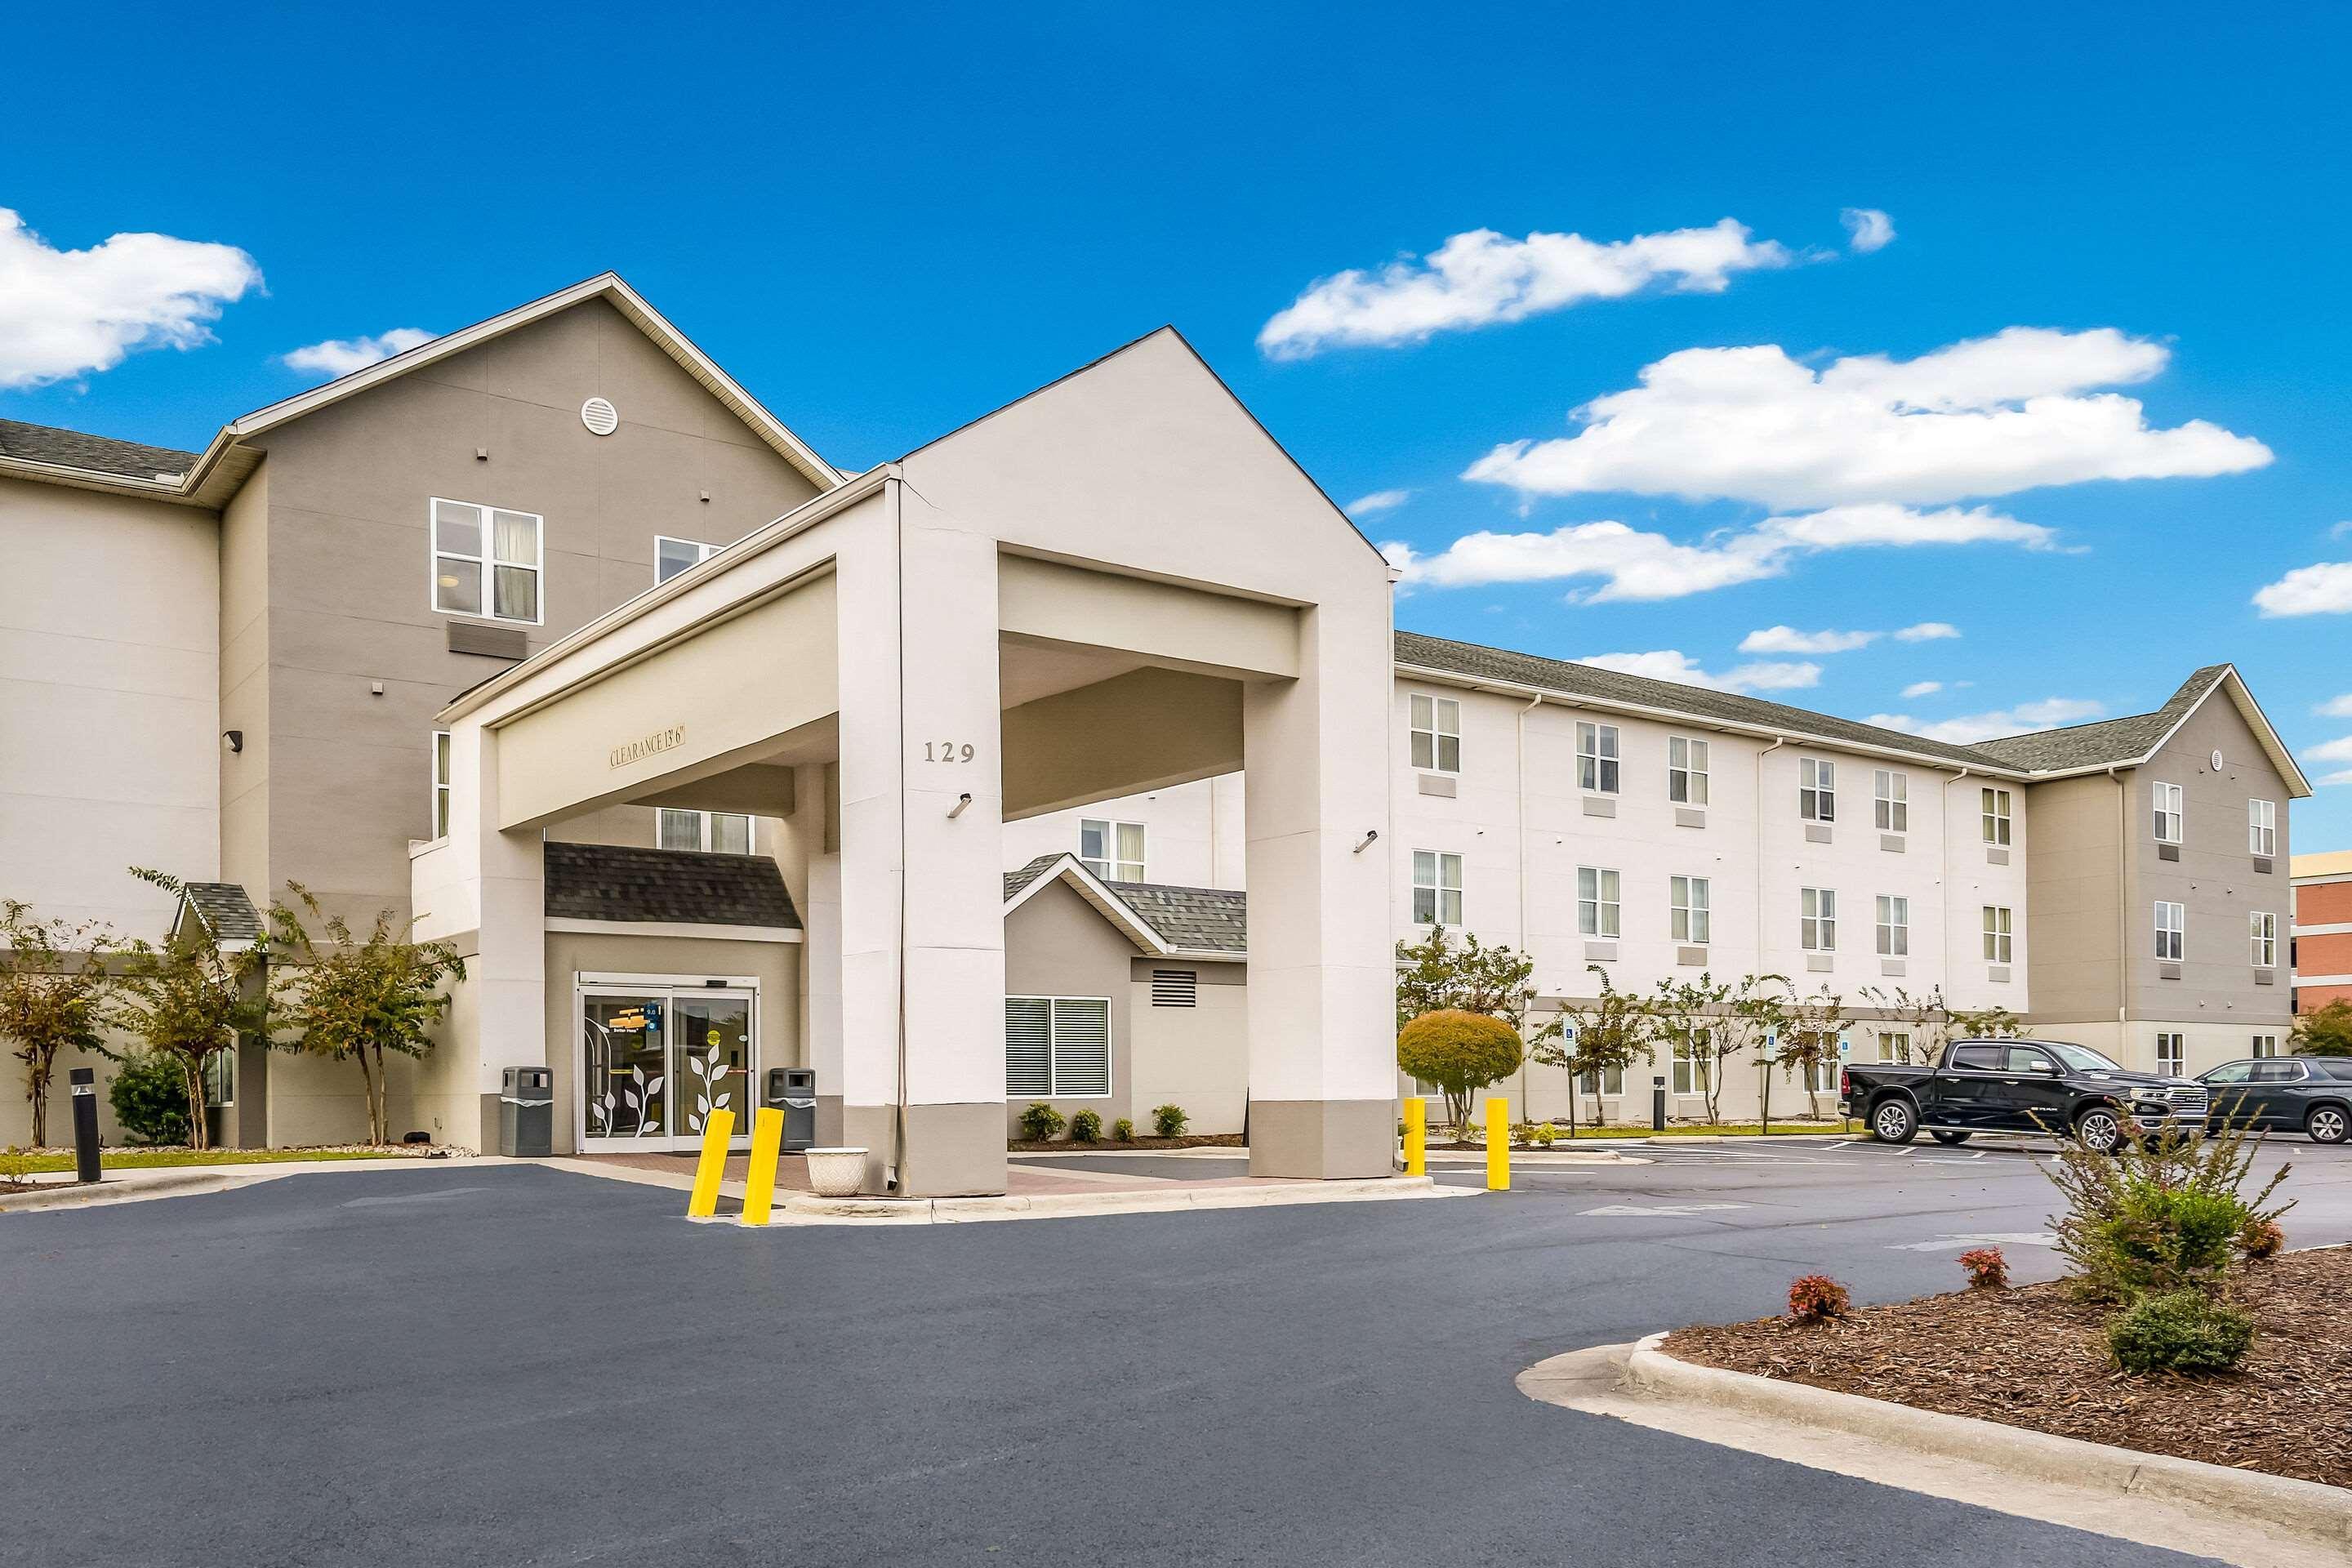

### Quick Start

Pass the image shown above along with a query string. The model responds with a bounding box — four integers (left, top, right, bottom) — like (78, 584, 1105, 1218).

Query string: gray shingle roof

(1970, 666, 2232, 772)
(0, 417, 198, 483)
(544, 843, 800, 929)
(180, 882, 264, 945)
(1003, 853, 1247, 956)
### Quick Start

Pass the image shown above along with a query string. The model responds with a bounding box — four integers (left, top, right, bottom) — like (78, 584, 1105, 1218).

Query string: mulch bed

(1666, 1247, 2351, 1488)
(1007, 1133, 1245, 1153)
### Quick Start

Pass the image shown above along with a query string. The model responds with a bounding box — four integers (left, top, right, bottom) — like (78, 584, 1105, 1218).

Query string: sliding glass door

(579, 984, 755, 1151)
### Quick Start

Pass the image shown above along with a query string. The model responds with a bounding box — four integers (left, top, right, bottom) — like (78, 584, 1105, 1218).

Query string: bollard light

(1651, 1074, 1668, 1133)
(70, 1067, 100, 1184)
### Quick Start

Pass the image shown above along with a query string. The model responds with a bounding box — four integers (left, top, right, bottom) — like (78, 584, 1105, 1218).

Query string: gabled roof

(0, 273, 840, 507)
(1003, 853, 1246, 958)
(1971, 666, 2230, 772)
(176, 882, 265, 949)
(0, 418, 198, 483)
(544, 843, 801, 929)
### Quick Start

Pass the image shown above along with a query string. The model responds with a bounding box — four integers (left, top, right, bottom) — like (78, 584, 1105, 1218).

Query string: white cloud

(1866, 697, 2106, 744)
(1465, 327, 2271, 510)
(2318, 694, 2352, 718)
(2304, 736, 2352, 764)
(1740, 626, 1878, 654)
(281, 327, 434, 379)
(1384, 502, 2051, 603)
(1842, 207, 1895, 253)
(1346, 488, 1412, 517)
(1900, 680, 1944, 699)
(0, 207, 261, 388)
(2319, 769, 2352, 788)
(1258, 218, 1792, 358)
(1894, 621, 1961, 641)
(2253, 561, 2352, 617)
(1581, 649, 1821, 694)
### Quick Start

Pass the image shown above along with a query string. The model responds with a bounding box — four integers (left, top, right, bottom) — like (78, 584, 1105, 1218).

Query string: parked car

(1838, 1037, 2207, 1152)
(2199, 1056, 2352, 1144)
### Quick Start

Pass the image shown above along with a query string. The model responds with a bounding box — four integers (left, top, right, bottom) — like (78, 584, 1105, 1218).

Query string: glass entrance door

(671, 993, 752, 1141)
(580, 985, 755, 1151)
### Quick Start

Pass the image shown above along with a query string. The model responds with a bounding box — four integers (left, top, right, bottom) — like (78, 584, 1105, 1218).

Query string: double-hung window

(1577, 866, 1621, 938)
(1802, 887, 1838, 952)
(1874, 895, 1907, 956)
(1877, 1030, 1914, 1064)
(431, 498, 541, 623)
(2252, 1033, 2279, 1058)
(1669, 875, 1710, 943)
(1577, 722, 1620, 794)
(2249, 799, 2277, 857)
(2153, 782, 2183, 844)
(2156, 1031, 2185, 1077)
(1800, 758, 1835, 822)
(1981, 787, 2012, 846)
(431, 731, 452, 839)
(1414, 851, 1463, 927)
(1080, 820, 1146, 881)
(655, 535, 722, 584)
(658, 808, 753, 854)
(1873, 769, 1908, 833)
(1004, 996, 1111, 1098)
(2251, 911, 2278, 968)
(1668, 737, 1709, 805)
(1410, 693, 1461, 773)
(1671, 1029, 1712, 1096)
(1983, 905, 2013, 964)
(2154, 900, 2185, 960)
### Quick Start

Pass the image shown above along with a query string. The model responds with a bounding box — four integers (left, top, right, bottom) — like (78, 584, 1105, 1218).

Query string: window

(1874, 894, 1907, 957)
(1800, 758, 1836, 822)
(2153, 782, 2183, 844)
(2252, 1033, 2279, 1058)
(2156, 1031, 2185, 1077)
(1578, 1062, 1626, 1098)
(431, 498, 541, 623)
(1671, 1029, 1712, 1096)
(1873, 769, 1908, 833)
(202, 1047, 234, 1109)
(1004, 996, 1111, 1098)
(431, 730, 452, 840)
(1877, 1030, 1913, 1065)
(1802, 887, 1838, 951)
(1080, 820, 1146, 881)
(1150, 969, 1197, 1008)
(1981, 787, 2011, 846)
(1577, 866, 1621, 938)
(1413, 851, 1463, 927)
(1950, 1044, 2002, 1071)
(2249, 799, 2277, 857)
(1668, 736, 1709, 805)
(1669, 875, 1710, 943)
(2251, 911, 2278, 969)
(2154, 900, 2185, 960)
(657, 808, 753, 854)
(1802, 1036, 1842, 1095)
(1982, 905, 2013, 964)
(655, 535, 721, 584)
(1410, 693, 1461, 773)
(1577, 722, 1620, 794)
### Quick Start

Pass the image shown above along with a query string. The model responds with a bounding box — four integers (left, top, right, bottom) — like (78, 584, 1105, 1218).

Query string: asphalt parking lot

(6, 1138, 2345, 1567)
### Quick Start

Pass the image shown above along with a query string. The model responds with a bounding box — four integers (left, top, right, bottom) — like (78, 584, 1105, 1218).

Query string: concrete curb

(773, 1174, 1459, 1225)
(0, 1155, 500, 1214)
(1619, 1333, 2352, 1548)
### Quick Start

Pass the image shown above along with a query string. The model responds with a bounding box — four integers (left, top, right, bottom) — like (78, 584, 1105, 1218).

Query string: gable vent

(580, 397, 620, 436)
(1151, 969, 1198, 1007)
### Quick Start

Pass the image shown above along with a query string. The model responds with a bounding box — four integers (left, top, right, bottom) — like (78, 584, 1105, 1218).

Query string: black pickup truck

(1838, 1038, 2209, 1152)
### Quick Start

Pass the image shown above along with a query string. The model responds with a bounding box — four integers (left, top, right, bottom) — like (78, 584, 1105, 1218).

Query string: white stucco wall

(1000, 773, 1244, 889)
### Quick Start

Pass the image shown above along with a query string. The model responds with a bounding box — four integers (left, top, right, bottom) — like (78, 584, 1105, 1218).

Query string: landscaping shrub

(1395, 1009, 1523, 1128)
(1958, 1247, 2009, 1290)
(0, 1145, 33, 1188)
(2106, 1290, 2255, 1374)
(1068, 1109, 1102, 1144)
(1530, 1121, 1557, 1147)
(2044, 1117, 2291, 1303)
(2239, 1216, 2285, 1261)
(1111, 1117, 1134, 1143)
(1018, 1102, 1066, 1143)
(108, 1050, 192, 1146)
(1151, 1103, 1188, 1138)
(1786, 1274, 1851, 1323)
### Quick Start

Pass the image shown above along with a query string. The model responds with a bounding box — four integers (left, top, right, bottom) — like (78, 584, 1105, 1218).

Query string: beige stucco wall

(1002, 879, 1138, 1131)
(1125, 956, 1247, 1134)
(2022, 771, 2127, 1024)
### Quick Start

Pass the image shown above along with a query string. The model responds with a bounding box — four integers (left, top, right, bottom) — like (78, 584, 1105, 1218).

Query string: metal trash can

(765, 1067, 817, 1153)
(500, 1066, 554, 1156)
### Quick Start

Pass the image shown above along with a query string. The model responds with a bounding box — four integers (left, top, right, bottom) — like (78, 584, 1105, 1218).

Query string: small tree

(267, 884, 465, 1147)
(1535, 965, 1658, 1134)
(2292, 998, 2352, 1056)
(0, 903, 116, 1147)
(1774, 986, 1851, 1120)
(1854, 983, 1941, 1063)
(1395, 925, 1541, 1031)
(1950, 1001, 2021, 1041)
(112, 928, 262, 1154)
(1397, 1009, 1522, 1129)
(1648, 973, 1731, 1122)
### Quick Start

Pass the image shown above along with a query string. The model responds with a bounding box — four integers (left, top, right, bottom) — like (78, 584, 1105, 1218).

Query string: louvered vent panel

(1151, 969, 1198, 1007)
(580, 397, 621, 435)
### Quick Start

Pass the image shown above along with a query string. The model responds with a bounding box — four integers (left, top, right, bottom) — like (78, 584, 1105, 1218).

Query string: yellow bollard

(1486, 1095, 1510, 1191)
(741, 1106, 785, 1227)
(686, 1106, 737, 1218)
(1402, 1097, 1427, 1177)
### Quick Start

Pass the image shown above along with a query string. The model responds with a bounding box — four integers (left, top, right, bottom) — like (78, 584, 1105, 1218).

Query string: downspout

(1755, 736, 1786, 1116)
(2109, 765, 2129, 1044)
(1517, 692, 1541, 1116)
(1944, 767, 1970, 1013)
(890, 472, 909, 1192)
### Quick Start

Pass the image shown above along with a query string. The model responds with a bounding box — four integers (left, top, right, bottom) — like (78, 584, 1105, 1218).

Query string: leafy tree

(108, 1050, 192, 1145)
(0, 903, 116, 1147)
(266, 884, 465, 1147)
(1535, 964, 1658, 1134)
(1650, 973, 1788, 1125)
(1856, 985, 2021, 1066)
(1773, 986, 1851, 1121)
(2292, 998, 2352, 1056)
(1395, 925, 1541, 1031)
(112, 878, 265, 1152)
(1396, 1009, 1522, 1128)
(1949, 1001, 2021, 1041)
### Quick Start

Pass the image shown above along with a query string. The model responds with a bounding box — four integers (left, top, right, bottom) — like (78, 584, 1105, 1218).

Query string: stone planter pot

(804, 1147, 868, 1198)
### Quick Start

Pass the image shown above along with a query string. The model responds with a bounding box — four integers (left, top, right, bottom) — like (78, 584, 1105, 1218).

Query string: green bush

(1530, 1121, 1557, 1147)
(1152, 1103, 1189, 1138)
(1110, 1117, 1134, 1143)
(2091, 1185, 2247, 1298)
(1396, 1009, 1523, 1128)
(1068, 1109, 1102, 1144)
(2107, 1290, 2255, 1374)
(2045, 1117, 2291, 1303)
(109, 1051, 191, 1146)
(1017, 1102, 1066, 1143)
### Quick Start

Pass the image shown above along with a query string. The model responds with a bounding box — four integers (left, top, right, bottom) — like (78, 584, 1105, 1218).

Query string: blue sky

(9, 2, 2351, 840)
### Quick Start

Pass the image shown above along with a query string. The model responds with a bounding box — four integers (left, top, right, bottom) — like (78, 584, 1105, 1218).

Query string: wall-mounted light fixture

(222, 730, 244, 754)
(947, 792, 973, 819)
(1352, 828, 1379, 854)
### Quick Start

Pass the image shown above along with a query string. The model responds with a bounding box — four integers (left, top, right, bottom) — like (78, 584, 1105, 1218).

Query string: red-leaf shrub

(2239, 1217, 2285, 1261)
(1958, 1246, 2010, 1290)
(1786, 1274, 1851, 1323)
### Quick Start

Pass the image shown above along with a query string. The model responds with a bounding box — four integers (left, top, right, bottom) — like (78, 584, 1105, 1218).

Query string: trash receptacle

(500, 1066, 554, 1156)
(765, 1067, 817, 1152)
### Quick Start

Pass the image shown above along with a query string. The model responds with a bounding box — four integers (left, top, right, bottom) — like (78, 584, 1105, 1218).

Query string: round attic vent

(580, 397, 620, 436)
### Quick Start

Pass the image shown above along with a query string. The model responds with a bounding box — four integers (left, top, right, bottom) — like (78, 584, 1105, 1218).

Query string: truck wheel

(1929, 1129, 1972, 1147)
(2308, 1106, 2350, 1146)
(2074, 1107, 2123, 1154)
(1869, 1098, 1919, 1145)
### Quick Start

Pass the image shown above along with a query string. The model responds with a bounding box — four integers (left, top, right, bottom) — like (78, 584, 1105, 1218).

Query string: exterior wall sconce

(1353, 828, 1379, 853)
(222, 730, 244, 754)
(947, 793, 972, 819)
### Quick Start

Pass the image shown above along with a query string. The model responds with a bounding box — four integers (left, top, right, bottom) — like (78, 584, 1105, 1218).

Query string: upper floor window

(1577, 866, 1621, 938)
(1669, 875, 1710, 943)
(1080, 819, 1146, 881)
(1410, 693, 1461, 773)
(1668, 736, 1709, 805)
(432, 499, 541, 624)
(1802, 887, 1838, 951)
(659, 808, 753, 855)
(1983, 905, 2013, 964)
(431, 731, 452, 840)
(2153, 781, 2183, 844)
(1576, 722, 1620, 794)
(656, 535, 721, 584)
(1800, 758, 1835, 822)
(1981, 786, 2012, 846)
(2249, 799, 2277, 857)
(1873, 769, 1908, 833)
(2251, 911, 2278, 969)
(2154, 900, 2185, 960)
(1413, 850, 1463, 927)
(1874, 894, 1907, 956)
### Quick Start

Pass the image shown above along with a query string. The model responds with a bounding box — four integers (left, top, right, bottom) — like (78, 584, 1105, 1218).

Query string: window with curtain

(1873, 769, 1908, 833)
(1802, 887, 1838, 951)
(1670, 875, 1709, 943)
(1875, 894, 1907, 956)
(1576, 721, 1620, 794)
(1576, 866, 1620, 938)
(1800, 758, 1835, 822)
(431, 499, 541, 623)
(657, 809, 753, 853)
(432, 731, 452, 839)
(1983, 905, 2013, 964)
(1981, 787, 2012, 845)
(1668, 736, 1708, 805)
(1409, 693, 1460, 773)
(1080, 820, 1145, 880)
